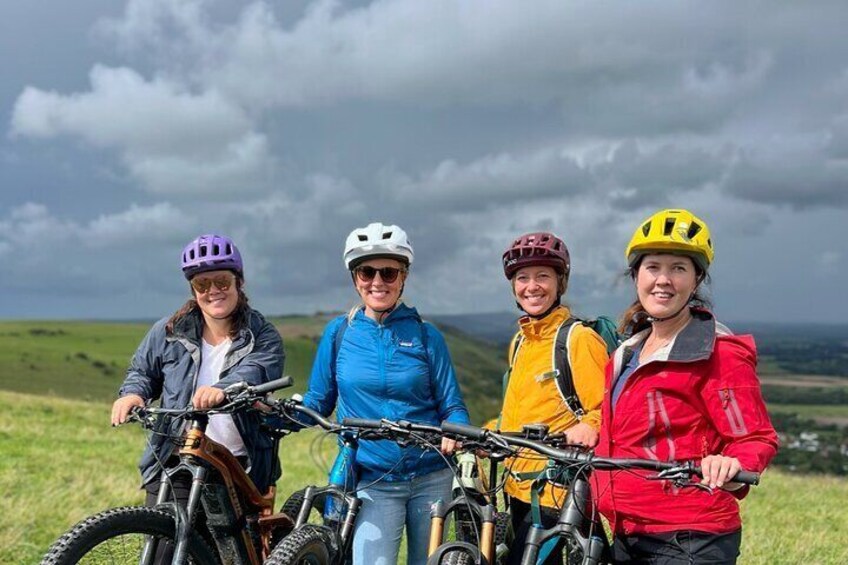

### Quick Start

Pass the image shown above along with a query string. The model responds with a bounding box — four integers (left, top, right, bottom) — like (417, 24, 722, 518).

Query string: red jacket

(594, 310, 778, 536)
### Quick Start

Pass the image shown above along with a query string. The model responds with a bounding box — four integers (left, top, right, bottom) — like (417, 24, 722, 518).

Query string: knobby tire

(265, 524, 335, 565)
(40, 505, 219, 565)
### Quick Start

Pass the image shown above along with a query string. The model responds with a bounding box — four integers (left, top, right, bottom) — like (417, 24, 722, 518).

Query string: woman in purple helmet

(111, 234, 284, 508)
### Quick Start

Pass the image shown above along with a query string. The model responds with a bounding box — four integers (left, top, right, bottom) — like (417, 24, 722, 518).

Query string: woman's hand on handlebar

(700, 454, 743, 490)
(440, 436, 457, 455)
(111, 394, 145, 426)
(193, 386, 225, 410)
(564, 422, 599, 448)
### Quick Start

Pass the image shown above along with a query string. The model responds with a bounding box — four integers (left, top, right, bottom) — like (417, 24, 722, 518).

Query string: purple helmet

(181, 234, 243, 280)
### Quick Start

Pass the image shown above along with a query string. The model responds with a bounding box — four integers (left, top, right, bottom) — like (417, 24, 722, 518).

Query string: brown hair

(166, 275, 251, 338)
(618, 257, 712, 337)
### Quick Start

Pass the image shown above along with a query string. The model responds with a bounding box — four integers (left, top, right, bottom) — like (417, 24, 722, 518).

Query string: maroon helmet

(502, 232, 570, 279)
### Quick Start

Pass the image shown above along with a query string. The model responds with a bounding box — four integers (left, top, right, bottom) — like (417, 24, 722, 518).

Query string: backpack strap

(552, 317, 586, 420)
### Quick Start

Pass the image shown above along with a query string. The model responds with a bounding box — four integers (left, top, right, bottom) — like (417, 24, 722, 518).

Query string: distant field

(769, 404, 848, 427)
(2, 390, 846, 564)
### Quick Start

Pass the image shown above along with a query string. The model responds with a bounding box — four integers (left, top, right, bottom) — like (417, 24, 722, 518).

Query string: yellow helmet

(625, 208, 714, 271)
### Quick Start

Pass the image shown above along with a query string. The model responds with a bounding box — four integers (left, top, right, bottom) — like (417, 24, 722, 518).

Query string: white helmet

(343, 222, 414, 270)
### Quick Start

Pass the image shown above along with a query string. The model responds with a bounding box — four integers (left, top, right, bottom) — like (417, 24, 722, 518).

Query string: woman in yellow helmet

(497, 232, 609, 565)
(595, 209, 778, 564)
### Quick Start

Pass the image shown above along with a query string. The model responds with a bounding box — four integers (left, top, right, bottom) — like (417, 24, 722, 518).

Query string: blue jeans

(353, 467, 453, 565)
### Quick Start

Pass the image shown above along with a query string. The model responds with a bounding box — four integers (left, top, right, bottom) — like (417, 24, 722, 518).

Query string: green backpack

(501, 316, 621, 421)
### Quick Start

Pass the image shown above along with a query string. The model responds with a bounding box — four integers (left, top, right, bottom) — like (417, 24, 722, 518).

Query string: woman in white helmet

(301, 222, 471, 565)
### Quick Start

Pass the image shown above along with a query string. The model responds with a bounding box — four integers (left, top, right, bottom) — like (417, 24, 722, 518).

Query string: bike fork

(171, 465, 207, 565)
(139, 472, 175, 565)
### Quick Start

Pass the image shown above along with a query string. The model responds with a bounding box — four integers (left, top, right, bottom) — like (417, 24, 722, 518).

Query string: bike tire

(271, 487, 309, 548)
(41, 505, 219, 565)
(426, 542, 487, 565)
(265, 524, 336, 565)
(441, 549, 476, 565)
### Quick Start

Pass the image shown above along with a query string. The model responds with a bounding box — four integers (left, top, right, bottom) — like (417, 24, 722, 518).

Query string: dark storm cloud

(3, 0, 847, 321)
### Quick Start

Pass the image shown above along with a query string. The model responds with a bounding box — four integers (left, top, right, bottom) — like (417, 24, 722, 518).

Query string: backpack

(501, 315, 621, 421)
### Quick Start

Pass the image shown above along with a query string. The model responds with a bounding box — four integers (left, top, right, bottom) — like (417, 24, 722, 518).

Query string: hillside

(0, 318, 505, 424)
(1, 390, 845, 564)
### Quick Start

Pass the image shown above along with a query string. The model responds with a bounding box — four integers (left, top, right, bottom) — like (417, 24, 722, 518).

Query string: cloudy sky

(2, 0, 846, 323)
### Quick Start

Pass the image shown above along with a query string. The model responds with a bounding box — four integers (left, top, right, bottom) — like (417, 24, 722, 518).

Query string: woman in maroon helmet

(496, 232, 609, 565)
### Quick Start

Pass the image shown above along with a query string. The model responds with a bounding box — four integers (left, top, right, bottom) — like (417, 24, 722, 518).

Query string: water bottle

(323, 436, 357, 524)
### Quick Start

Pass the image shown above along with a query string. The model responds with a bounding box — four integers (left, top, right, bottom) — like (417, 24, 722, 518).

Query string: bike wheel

(265, 524, 336, 565)
(41, 506, 219, 565)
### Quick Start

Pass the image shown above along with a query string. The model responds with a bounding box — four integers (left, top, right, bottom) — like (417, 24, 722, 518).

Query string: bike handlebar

(251, 376, 294, 395)
(441, 422, 760, 486)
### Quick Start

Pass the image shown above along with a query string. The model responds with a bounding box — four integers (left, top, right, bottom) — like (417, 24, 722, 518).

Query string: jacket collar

(353, 301, 421, 326)
(613, 308, 732, 375)
(518, 305, 571, 340)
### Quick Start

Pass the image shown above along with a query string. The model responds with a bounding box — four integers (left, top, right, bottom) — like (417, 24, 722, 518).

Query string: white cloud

(10, 65, 273, 195)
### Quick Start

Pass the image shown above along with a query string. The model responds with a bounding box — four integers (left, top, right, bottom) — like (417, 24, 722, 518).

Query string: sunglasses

(354, 266, 406, 283)
(190, 273, 236, 294)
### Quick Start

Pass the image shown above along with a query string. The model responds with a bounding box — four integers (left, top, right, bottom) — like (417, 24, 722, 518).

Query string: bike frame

(517, 471, 610, 565)
(142, 412, 294, 564)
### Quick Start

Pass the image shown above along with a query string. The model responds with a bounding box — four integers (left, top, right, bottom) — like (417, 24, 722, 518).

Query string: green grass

(3, 390, 847, 564)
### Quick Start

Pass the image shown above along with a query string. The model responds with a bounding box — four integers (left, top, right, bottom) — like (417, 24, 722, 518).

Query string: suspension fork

(139, 470, 177, 565)
(171, 464, 207, 565)
(428, 499, 446, 557)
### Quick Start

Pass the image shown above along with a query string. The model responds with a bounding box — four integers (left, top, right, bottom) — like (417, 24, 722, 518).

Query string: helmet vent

(641, 222, 651, 236)
(358, 234, 368, 241)
(663, 218, 676, 236)
(382, 231, 392, 239)
(687, 222, 702, 239)
(212, 244, 220, 255)
(199, 245, 208, 257)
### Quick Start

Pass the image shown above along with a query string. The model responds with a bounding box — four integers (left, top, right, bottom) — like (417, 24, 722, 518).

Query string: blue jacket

(303, 303, 470, 482)
(119, 308, 284, 492)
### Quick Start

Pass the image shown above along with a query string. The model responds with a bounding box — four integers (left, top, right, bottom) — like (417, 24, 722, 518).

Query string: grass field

(3, 390, 847, 564)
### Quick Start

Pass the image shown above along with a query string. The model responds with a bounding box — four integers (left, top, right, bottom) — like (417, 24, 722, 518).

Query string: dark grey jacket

(119, 307, 284, 492)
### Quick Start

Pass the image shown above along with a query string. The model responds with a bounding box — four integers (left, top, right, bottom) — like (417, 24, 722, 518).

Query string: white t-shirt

(196, 338, 247, 457)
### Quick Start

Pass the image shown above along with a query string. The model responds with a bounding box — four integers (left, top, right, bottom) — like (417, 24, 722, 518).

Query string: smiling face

(636, 254, 699, 319)
(191, 269, 239, 321)
(353, 257, 407, 319)
(513, 265, 559, 316)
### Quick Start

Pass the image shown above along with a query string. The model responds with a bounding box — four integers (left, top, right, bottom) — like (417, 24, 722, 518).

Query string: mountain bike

(264, 405, 445, 565)
(437, 422, 761, 565)
(41, 377, 299, 565)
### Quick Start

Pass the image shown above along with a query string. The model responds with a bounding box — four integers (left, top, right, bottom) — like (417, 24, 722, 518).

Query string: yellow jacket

(496, 305, 608, 508)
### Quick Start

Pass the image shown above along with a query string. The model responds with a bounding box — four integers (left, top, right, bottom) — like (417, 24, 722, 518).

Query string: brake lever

(647, 467, 714, 494)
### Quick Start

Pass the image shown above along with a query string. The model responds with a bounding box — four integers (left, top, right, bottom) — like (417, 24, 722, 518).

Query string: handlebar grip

(733, 470, 760, 486)
(441, 421, 487, 440)
(341, 418, 383, 429)
(252, 376, 294, 395)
